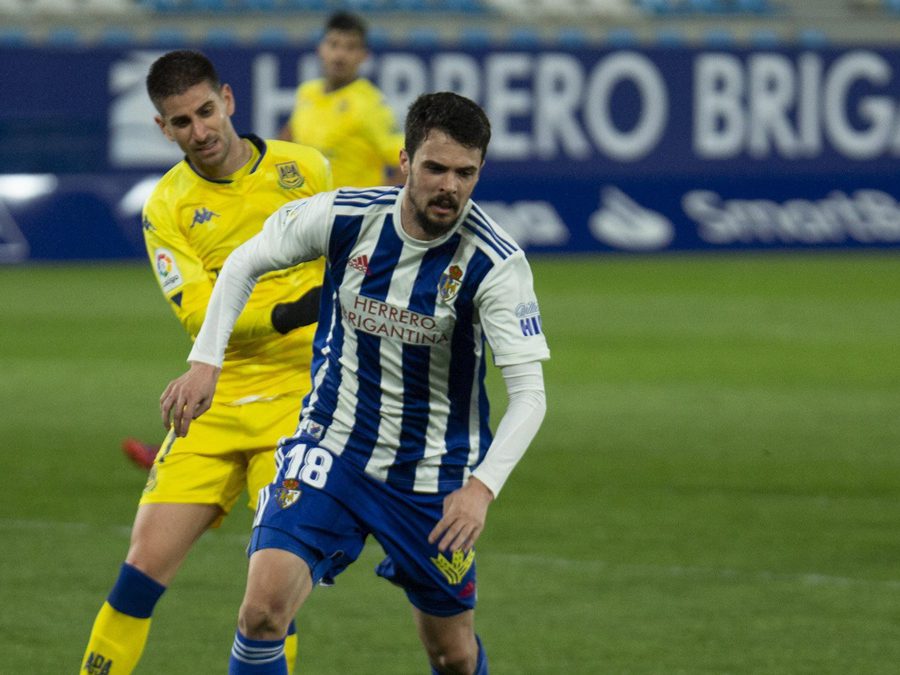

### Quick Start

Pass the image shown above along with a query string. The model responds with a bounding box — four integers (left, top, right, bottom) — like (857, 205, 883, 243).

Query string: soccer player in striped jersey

(80, 51, 331, 675)
(161, 92, 549, 675)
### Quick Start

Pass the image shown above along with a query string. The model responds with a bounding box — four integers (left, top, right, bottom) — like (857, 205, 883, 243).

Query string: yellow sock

(80, 602, 151, 674)
(284, 625, 298, 675)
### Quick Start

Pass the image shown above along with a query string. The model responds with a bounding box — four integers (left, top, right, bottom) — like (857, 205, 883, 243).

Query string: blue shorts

(249, 435, 478, 617)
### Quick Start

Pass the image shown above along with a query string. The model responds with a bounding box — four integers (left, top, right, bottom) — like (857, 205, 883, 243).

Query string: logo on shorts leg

(83, 651, 113, 674)
(430, 549, 475, 585)
(275, 478, 302, 509)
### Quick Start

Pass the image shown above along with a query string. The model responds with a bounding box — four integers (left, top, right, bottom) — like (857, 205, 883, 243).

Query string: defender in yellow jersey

(279, 11, 403, 189)
(80, 51, 330, 675)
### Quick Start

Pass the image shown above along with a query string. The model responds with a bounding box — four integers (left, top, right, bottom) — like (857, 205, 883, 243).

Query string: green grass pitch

(1, 252, 899, 673)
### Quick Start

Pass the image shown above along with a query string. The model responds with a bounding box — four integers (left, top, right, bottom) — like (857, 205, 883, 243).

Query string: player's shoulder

(297, 79, 325, 100)
(459, 201, 524, 265)
(145, 161, 192, 213)
(332, 185, 401, 211)
(350, 78, 390, 105)
(263, 138, 328, 167)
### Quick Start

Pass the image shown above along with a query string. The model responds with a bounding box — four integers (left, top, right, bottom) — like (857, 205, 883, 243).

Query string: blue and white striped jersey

(194, 186, 550, 494)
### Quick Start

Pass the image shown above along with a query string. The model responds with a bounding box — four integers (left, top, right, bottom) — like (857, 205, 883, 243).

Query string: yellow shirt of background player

(286, 78, 403, 188)
(142, 135, 332, 404)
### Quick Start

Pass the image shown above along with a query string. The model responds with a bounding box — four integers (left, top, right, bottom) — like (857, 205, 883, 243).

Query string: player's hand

(159, 361, 221, 437)
(428, 477, 494, 554)
(271, 286, 322, 334)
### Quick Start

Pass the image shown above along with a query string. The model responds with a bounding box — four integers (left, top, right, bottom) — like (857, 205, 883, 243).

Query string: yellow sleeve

(142, 199, 279, 342)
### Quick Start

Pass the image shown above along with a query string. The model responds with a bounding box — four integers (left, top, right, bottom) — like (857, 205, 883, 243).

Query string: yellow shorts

(139, 392, 303, 527)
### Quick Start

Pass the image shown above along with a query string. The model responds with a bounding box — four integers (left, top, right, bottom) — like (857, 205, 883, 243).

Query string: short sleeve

(475, 252, 550, 367)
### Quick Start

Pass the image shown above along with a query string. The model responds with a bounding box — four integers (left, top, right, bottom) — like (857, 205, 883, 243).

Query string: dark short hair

(404, 92, 492, 161)
(146, 50, 221, 113)
(324, 11, 368, 43)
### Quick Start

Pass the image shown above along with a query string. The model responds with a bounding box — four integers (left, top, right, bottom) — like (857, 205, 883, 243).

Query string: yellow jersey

(142, 135, 332, 403)
(285, 78, 403, 188)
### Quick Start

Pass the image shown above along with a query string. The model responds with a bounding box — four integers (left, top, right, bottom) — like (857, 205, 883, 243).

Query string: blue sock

(430, 634, 488, 675)
(229, 630, 288, 674)
(474, 634, 488, 675)
(107, 562, 166, 618)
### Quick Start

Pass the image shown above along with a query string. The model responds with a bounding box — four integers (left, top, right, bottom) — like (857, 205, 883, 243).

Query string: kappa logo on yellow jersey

(190, 207, 219, 228)
(276, 162, 306, 189)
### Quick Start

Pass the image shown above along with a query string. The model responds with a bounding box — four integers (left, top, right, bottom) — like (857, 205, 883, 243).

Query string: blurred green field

(2, 253, 899, 674)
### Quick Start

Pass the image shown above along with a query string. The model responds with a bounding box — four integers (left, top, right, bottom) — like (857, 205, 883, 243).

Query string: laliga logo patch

(277, 161, 306, 189)
(275, 478, 302, 509)
(438, 264, 464, 303)
(154, 247, 183, 294)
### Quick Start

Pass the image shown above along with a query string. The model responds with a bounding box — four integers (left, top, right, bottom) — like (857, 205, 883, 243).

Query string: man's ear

(155, 115, 174, 142)
(221, 83, 235, 116)
(399, 149, 410, 177)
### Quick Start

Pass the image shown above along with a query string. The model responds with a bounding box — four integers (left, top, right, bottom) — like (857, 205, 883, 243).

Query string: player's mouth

(428, 197, 458, 218)
(193, 139, 220, 158)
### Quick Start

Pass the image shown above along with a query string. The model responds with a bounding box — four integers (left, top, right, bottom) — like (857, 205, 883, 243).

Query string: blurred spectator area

(1, 0, 899, 46)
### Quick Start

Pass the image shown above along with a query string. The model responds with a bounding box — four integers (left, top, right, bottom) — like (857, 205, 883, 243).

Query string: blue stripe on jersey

(305, 216, 364, 430)
(343, 213, 403, 465)
(303, 267, 341, 416)
(333, 186, 399, 207)
(344, 331, 383, 460)
(329, 216, 365, 286)
(361, 214, 402, 299)
(469, 204, 519, 257)
(440, 248, 496, 489)
(387, 235, 463, 487)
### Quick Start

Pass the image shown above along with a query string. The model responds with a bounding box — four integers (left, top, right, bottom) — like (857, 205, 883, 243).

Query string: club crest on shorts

(275, 479, 301, 509)
(438, 264, 464, 303)
(276, 161, 306, 189)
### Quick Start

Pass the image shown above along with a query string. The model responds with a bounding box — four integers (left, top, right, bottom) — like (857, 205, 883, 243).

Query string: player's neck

(323, 76, 358, 93)
(202, 138, 252, 180)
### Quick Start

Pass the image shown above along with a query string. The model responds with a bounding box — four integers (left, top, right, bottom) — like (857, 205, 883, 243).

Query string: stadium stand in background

(1, 0, 900, 47)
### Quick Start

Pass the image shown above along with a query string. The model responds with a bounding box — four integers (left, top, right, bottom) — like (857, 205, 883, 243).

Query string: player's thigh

(241, 548, 314, 624)
(251, 438, 368, 586)
(126, 502, 222, 584)
(371, 488, 478, 618)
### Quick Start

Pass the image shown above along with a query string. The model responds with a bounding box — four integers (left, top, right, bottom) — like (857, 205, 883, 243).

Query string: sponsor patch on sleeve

(516, 301, 543, 336)
(154, 247, 184, 294)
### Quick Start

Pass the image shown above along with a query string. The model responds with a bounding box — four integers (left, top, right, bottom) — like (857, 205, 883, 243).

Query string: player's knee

(425, 641, 478, 675)
(237, 597, 292, 640)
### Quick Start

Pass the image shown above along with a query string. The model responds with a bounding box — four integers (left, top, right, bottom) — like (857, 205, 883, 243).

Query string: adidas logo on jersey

(348, 254, 370, 275)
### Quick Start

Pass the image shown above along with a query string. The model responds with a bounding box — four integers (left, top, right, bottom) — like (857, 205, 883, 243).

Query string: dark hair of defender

(146, 50, 221, 113)
(404, 92, 492, 161)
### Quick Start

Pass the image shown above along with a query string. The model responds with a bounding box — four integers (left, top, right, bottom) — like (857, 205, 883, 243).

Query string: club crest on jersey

(438, 265, 464, 303)
(276, 162, 306, 189)
(154, 247, 183, 294)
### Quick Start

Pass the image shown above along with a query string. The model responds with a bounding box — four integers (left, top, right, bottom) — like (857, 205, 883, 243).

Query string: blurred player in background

(160, 92, 549, 675)
(279, 10, 403, 186)
(81, 50, 331, 675)
(122, 9, 403, 470)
